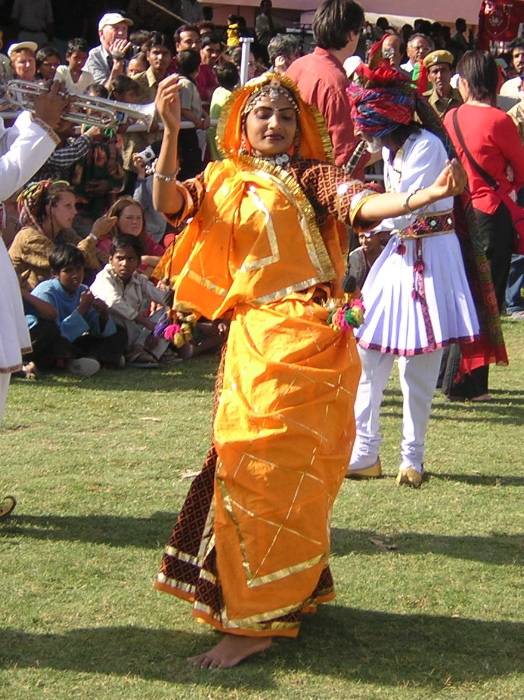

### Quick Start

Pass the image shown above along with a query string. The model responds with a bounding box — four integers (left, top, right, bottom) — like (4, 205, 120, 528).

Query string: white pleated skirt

(355, 231, 479, 355)
(0, 237, 31, 374)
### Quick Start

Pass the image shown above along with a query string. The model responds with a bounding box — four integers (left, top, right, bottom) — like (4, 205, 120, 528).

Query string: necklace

(261, 152, 291, 169)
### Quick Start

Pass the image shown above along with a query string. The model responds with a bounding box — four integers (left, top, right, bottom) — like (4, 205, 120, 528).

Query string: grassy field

(1, 319, 523, 699)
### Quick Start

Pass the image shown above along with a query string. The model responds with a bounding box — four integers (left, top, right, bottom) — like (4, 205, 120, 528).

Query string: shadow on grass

(1, 608, 523, 690)
(1, 511, 178, 550)
(330, 527, 523, 565)
(429, 472, 524, 486)
(379, 391, 524, 427)
(3, 514, 522, 567)
(10, 354, 219, 394)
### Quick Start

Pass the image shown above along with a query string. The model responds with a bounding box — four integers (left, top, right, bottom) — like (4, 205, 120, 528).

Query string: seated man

(90, 234, 173, 366)
(85, 12, 133, 91)
(24, 245, 127, 376)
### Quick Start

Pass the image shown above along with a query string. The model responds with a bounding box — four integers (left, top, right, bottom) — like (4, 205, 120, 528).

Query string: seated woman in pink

(97, 196, 165, 277)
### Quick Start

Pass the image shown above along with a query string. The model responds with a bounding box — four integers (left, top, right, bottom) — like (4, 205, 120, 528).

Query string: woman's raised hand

(155, 75, 182, 132)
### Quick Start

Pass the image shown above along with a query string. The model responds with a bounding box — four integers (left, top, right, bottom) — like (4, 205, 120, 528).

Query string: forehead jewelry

(244, 78, 299, 116)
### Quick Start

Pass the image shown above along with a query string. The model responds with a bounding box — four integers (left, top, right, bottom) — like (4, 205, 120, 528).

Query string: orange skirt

(155, 293, 361, 637)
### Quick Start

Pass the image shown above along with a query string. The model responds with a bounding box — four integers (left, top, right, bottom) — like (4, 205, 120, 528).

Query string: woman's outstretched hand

(431, 158, 467, 200)
(155, 75, 182, 132)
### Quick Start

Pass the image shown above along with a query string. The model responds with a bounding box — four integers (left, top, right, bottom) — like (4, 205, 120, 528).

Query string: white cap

(98, 12, 133, 32)
(7, 41, 38, 58)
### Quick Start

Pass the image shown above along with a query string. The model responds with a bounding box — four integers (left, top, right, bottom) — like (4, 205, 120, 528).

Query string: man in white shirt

(499, 38, 524, 98)
(400, 33, 433, 75)
(85, 12, 133, 91)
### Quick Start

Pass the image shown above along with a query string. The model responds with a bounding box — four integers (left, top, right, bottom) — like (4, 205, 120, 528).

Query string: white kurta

(0, 112, 58, 375)
(355, 129, 479, 354)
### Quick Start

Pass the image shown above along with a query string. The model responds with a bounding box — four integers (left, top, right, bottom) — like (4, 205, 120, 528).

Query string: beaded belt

(396, 210, 455, 239)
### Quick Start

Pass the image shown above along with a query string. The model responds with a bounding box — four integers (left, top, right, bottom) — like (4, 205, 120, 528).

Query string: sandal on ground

(126, 350, 159, 368)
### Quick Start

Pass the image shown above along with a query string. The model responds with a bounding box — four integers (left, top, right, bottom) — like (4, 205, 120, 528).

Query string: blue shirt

(26, 278, 117, 343)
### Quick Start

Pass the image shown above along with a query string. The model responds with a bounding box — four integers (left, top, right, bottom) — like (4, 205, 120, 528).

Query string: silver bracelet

(88, 232, 98, 242)
(154, 170, 179, 183)
(403, 188, 423, 215)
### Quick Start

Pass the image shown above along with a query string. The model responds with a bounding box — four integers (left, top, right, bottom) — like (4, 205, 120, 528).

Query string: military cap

(423, 50, 454, 68)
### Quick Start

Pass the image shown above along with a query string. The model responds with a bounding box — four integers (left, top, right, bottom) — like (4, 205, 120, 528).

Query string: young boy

(90, 234, 172, 367)
(25, 245, 127, 376)
(55, 38, 95, 93)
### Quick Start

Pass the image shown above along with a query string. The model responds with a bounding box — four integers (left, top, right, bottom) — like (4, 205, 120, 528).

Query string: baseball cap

(98, 12, 133, 32)
(7, 41, 38, 58)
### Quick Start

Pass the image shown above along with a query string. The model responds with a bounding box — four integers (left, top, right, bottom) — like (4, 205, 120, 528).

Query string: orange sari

(155, 75, 367, 636)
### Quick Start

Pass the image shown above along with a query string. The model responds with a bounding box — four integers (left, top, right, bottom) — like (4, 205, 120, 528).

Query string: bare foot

(187, 634, 272, 670)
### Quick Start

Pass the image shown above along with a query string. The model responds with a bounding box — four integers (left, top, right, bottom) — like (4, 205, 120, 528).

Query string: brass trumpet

(0, 79, 156, 130)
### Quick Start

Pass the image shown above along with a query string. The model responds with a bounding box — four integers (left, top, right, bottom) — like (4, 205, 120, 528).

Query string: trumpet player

(0, 80, 69, 519)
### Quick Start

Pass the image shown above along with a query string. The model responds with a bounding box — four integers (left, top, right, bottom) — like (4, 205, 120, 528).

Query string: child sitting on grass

(24, 245, 127, 377)
(90, 234, 174, 367)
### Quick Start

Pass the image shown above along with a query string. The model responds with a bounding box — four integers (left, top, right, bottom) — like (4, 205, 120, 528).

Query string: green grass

(1, 320, 523, 699)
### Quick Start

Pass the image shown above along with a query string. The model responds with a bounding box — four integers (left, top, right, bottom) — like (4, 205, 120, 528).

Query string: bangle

(88, 232, 98, 242)
(154, 170, 179, 183)
(403, 188, 422, 215)
(111, 52, 126, 61)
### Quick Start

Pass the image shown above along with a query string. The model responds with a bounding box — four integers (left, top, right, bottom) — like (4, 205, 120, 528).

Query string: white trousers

(349, 346, 444, 473)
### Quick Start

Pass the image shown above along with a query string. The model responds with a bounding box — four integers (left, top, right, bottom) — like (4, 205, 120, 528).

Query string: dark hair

(415, 20, 432, 36)
(268, 35, 298, 64)
(86, 83, 108, 98)
(109, 74, 138, 99)
(177, 48, 201, 76)
(455, 18, 467, 32)
(201, 33, 222, 49)
(197, 20, 216, 35)
(387, 123, 421, 150)
(313, 0, 365, 51)
(145, 32, 173, 54)
(509, 37, 524, 52)
(66, 37, 89, 55)
(174, 24, 199, 44)
(36, 45, 60, 68)
(50, 244, 85, 272)
(215, 61, 239, 90)
(109, 233, 143, 258)
(457, 50, 498, 104)
(129, 29, 153, 48)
